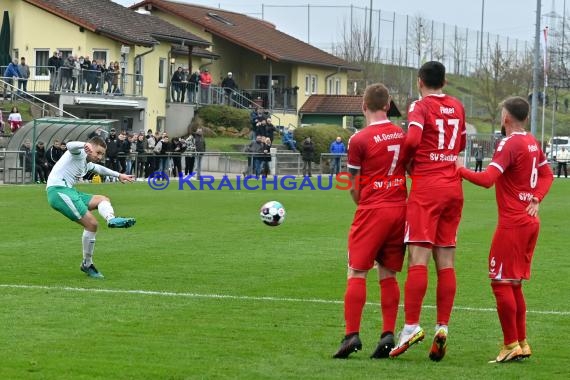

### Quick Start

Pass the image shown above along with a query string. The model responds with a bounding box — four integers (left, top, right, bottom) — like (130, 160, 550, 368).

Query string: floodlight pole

(531, 0, 542, 136)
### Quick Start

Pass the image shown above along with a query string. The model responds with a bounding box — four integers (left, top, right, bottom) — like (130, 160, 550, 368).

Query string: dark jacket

(221, 76, 237, 93)
(19, 144, 32, 171)
(105, 134, 120, 158)
(301, 140, 315, 161)
(194, 133, 206, 153)
(246, 140, 265, 157)
(47, 145, 63, 167)
(35, 145, 49, 168)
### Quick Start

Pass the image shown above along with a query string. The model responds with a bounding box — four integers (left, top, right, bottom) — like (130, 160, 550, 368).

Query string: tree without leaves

(474, 40, 533, 129)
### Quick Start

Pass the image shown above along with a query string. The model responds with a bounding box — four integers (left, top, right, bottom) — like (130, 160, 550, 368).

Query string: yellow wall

(7, 1, 176, 131)
(147, 8, 349, 115)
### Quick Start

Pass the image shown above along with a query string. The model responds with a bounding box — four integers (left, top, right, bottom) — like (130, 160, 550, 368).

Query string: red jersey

(406, 94, 466, 187)
(347, 120, 407, 209)
(489, 132, 549, 226)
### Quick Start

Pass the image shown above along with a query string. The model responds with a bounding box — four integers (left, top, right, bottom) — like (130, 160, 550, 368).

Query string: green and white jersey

(46, 141, 119, 188)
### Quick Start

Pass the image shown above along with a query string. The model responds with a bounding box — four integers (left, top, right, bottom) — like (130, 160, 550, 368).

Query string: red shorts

(489, 224, 539, 280)
(348, 206, 406, 272)
(405, 183, 463, 248)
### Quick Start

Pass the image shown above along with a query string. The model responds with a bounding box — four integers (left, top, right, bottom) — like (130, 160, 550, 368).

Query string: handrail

(1, 77, 79, 119)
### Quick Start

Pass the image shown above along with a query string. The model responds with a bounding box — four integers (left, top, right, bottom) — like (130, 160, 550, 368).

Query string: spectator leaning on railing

(3, 59, 21, 98)
(329, 136, 346, 175)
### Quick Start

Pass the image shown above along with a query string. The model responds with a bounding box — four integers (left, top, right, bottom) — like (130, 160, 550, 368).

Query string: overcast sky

(113, 0, 566, 47)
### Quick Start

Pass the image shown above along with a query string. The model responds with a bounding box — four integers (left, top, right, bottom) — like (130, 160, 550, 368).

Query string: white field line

(1, 283, 569, 316)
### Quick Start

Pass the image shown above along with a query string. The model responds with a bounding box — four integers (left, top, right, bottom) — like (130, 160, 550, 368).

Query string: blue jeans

(331, 157, 341, 174)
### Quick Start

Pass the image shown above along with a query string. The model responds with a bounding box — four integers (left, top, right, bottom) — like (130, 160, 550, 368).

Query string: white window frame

(335, 78, 341, 95)
(310, 75, 318, 94)
(34, 49, 50, 79)
(92, 50, 109, 67)
(305, 74, 318, 95)
(158, 58, 167, 87)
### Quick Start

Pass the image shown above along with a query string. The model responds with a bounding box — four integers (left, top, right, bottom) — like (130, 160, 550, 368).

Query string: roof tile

(133, 0, 359, 70)
(25, 0, 210, 47)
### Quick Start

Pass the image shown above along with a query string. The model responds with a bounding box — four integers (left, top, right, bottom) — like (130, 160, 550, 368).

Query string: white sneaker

(389, 325, 425, 358)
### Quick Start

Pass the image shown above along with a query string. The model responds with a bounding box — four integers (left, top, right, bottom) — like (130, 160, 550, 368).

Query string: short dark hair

(501, 96, 529, 122)
(418, 61, 446, 89)
(88, 136, 107, 149)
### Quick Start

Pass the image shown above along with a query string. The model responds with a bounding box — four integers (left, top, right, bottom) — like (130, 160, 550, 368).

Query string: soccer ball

(259, 201, 286, 227)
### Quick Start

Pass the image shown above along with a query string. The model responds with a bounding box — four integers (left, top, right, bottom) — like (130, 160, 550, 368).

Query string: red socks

(491, 282, 518, 345)
(380, 277, 400, 334)
(512, 283, 527, 342)
(344, 277, 367, 335)
(404, 265, 428, 324)
(436, 268, 457, 325)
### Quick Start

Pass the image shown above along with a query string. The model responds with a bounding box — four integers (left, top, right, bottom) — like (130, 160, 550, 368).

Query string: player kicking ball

(46, 136, 136, 278)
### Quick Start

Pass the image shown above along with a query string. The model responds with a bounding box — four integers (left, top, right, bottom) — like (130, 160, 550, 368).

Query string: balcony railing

(169, 81, 298, 112)
(1, 66, 143, 97)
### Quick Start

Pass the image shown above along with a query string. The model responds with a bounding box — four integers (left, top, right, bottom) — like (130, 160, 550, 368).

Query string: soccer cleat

(80, 263, 104, 279)
(494, 343, 523, 363)
(107, 217, 136, 228)
(333, 333, 362, 359)
(429, 327, 448, 362)
(370, 332, 395, 359)
(389, 325, 425, 358)
(519, 339, 532, 359)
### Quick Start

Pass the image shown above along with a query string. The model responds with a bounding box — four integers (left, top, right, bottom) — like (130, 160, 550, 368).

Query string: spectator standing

(145, 130, 157, 176)
(79, 56, 91, 93)
(71, 56, 81, 92)
(19, 139, 33, 176)
(265, 118, 276, 142)
(184, 133, 197, 175)
(329, 136, 346, 175)
(18, 57, 30, 95)
(3, 59, 21, 99)
(171, 67, 184, 102)
(135, 133, 147, 178)
(187, 71, 200, 103)
(47, 139, 64, 170)
(301, 136, 315, 177)
(35, 141, 50, 183)
(104, 128, 120, 175)
(194, 128, 206, 179)
(48, 51, 62, 92)
(390, 61, 466, 362)
(556, 147, 569, 178)
(261, 137, 273, 177)
(199, 68, 212, 104)
(474, 146, 484, 172)
(457, 96, 554, 362)
(61, 55, 74, 91)
(246, 135, 265, 177)
(221, 71, 237, 105)
(171, 136, 186, 176)
(8, 106, 23, 133)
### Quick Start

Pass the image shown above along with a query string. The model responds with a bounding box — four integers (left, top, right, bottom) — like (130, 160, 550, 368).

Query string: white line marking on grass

(1, 284, 569, 316)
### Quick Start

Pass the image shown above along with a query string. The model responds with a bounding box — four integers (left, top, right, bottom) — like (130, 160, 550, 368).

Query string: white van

(546, 136, 570, 160)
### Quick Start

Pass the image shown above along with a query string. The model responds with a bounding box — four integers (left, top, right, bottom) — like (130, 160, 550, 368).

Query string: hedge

(293, 124, 353, 163)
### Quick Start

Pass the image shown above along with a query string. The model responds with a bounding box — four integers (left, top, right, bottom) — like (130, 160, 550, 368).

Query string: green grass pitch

(0, 178, 569, 379)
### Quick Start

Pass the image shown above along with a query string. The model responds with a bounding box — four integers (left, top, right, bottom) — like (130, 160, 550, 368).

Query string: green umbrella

(0, 11, 11, 67)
